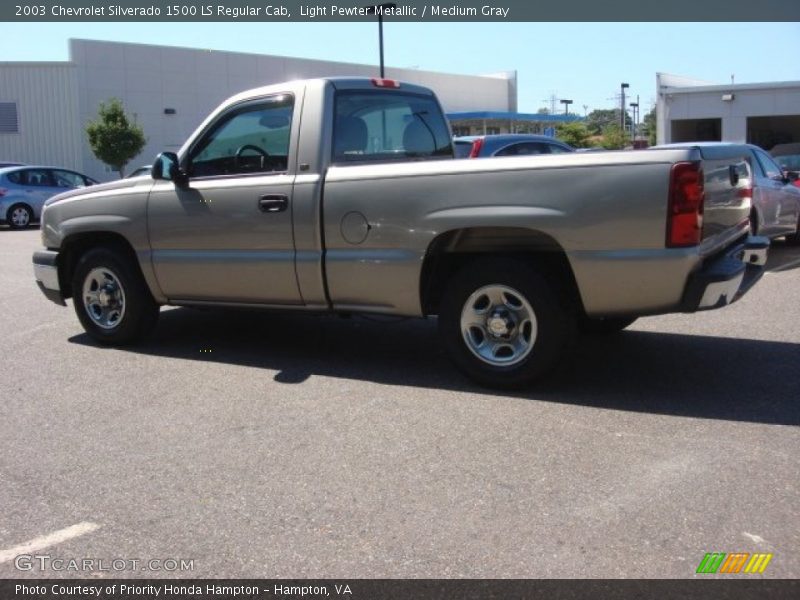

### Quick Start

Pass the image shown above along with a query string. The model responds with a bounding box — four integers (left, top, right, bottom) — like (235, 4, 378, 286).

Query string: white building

(0, 39, 517, 180)
(656, 72, 800, 149)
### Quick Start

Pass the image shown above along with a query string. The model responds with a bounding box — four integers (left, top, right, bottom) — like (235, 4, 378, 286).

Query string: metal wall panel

(0, 63, 82, 170)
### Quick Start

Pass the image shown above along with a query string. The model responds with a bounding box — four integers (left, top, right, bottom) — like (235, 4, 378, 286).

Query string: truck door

(147, 93, 302, 304)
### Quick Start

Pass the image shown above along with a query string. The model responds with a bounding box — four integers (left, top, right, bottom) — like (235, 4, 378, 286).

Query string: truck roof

(225, 77, 436, 106)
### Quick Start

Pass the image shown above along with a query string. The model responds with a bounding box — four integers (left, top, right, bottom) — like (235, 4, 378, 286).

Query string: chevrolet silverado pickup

(33, 77, 768, 388)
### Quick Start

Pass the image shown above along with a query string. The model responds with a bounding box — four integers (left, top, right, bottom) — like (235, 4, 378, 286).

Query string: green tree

(556, 121, 592, 148)
(586, 108, 632, 136)
(641, 107, 657, 146)
(86, 98, 146, 178)
(600, 123, 629, 150)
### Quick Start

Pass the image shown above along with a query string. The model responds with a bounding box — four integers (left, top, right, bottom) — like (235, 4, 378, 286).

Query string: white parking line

(0, 522, 100, 564)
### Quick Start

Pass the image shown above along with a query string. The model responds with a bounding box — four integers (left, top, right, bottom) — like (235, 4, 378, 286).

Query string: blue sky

(2, 22, 798, 114)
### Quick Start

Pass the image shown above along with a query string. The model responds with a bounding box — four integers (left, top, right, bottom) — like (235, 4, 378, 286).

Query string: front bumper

(681, 235, 769, 312)
(33, 250, 66, 306)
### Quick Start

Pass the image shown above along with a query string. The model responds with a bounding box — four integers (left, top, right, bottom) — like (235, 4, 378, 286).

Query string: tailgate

(697, 148, 752, 254)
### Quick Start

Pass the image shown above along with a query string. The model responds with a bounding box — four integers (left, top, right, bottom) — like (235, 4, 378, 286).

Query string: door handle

(258, 194, 288, 213)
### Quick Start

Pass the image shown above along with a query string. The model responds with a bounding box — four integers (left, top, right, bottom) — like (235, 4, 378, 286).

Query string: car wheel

(6, 204, 33, 229)
(749, 209, 759, 236)
(71, 247, 159, 344)
(438, 258, 575, 389)
(785, 213, 800, 246)
(579, 315, 637, 334)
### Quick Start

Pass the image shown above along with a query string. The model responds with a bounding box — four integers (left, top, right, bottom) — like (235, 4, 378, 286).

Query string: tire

(438, 257, 575, 389)
(749, 208, 759, 236)
(71, 247, 159, 345)
(785, 213, 800, 246)
(579, 315, 637, 334)
(6, 204, 33, 230)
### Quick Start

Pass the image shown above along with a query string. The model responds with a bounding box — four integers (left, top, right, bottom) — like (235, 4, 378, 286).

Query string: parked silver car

(0, 165, 97, 229)
(656, 143, 800, 243)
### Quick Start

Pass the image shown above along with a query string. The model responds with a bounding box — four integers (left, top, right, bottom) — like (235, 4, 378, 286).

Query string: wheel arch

(420, 226, 584, 316)
(58, 231, 145, 300)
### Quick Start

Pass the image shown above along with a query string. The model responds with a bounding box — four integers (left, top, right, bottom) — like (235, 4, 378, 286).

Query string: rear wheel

(71, 247, 159, 344)
(749, 208, 760, 235)
(6, 204, 33, 229)
(786, 213, 800, 246)
(438, 258, 575, 389)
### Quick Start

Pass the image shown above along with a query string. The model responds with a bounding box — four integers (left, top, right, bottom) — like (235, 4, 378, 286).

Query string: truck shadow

(766, 239, 800, 272)
(69, 306, 799, 427)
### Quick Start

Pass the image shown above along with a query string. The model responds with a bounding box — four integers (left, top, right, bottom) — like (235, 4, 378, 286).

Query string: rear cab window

(333, 89, 453, 164)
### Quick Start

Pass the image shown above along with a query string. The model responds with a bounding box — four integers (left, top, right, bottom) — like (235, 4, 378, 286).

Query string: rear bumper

(681, 235, 769, 312)
(33, 249, 66, 306)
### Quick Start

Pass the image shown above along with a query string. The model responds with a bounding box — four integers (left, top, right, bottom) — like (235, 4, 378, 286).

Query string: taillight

(667, 161, 704, 248)
(370, 78, 400, 88)
(469, 138, 485, 158)
(0, 188, 6, 197)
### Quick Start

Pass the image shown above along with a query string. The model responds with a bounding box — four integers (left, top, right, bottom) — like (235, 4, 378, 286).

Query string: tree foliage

(556, 122, 593, 149)
(86, 98, 146, 178)
(600, 123, 629, 150)
(586, 108, 632, 136)
(641, 107, 657, 146)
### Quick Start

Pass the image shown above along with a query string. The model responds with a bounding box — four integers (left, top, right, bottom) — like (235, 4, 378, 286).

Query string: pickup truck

(33, 77, 768, 388)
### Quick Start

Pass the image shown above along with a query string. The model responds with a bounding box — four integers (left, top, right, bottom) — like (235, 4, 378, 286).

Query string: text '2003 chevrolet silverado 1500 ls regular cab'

(33, 77, 769, 388)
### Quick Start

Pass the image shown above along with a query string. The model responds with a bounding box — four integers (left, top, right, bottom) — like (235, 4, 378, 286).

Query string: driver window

(189, 95, 293, 178)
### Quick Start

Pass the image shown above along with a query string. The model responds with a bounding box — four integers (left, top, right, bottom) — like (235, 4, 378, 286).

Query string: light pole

(560, 99, 573, 115)
(620, 82, 629, 131)
(366, 3, 396, 78)
(630, 101, 638, 144)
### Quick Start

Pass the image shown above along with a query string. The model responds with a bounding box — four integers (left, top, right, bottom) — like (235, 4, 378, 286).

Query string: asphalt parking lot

(0, 227, 798, 579)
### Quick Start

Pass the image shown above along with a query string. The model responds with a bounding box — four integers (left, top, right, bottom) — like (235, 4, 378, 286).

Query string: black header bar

(2, 0, 796, 22)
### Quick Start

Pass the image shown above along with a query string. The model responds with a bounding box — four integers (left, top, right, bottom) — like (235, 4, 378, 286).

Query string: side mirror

(152, 152, 188, 187)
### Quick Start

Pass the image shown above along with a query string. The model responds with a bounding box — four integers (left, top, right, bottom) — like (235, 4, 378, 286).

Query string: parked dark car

(454, 134, 574, 158)
(0, 165, 98, 229)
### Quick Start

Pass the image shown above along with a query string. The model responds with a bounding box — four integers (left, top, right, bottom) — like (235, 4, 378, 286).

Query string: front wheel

(6, 204, 33, 229)
(71, 247, 159, 344)
(438, 258, 575, 389)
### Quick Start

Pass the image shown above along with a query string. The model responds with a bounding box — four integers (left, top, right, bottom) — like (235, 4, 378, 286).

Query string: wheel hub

(98, 283, 119, 307)
(459, 284, 538, 367)
(82, 267, 126, 330)
(486, 310, 516, 338)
